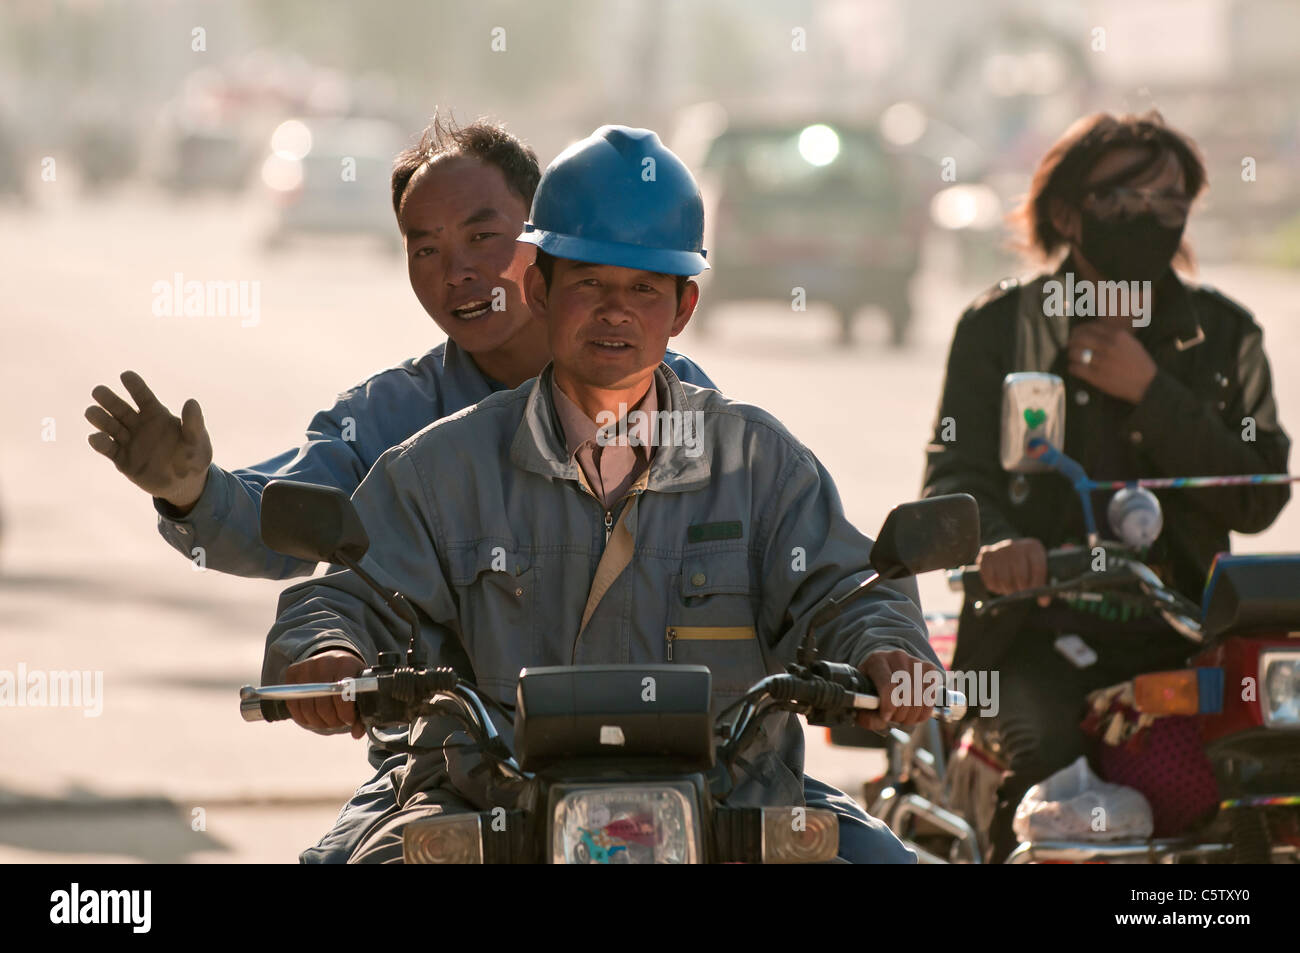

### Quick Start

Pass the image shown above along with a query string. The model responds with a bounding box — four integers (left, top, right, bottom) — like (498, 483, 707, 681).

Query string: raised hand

(86, 370, 213, 513)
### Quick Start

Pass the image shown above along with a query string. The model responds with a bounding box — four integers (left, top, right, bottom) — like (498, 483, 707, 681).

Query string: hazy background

(2, 0, 1299, 861)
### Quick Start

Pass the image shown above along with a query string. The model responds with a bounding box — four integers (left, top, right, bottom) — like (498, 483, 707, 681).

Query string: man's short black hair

(533, 249, 689, 304)
(391, 114, 540, 227)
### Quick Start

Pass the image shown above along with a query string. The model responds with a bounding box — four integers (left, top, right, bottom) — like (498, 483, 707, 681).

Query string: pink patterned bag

(1082, 685, 1218, 838)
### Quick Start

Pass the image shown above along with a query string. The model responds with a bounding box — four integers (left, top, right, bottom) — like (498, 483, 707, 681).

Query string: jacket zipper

(571, 486, 643, 664)
(665, 626, 755, 661)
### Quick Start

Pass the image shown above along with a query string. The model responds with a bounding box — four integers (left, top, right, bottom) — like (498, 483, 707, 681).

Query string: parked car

(685, 117, 927, 345)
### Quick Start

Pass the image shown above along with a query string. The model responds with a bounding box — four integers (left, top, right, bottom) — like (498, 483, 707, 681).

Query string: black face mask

(1079, 210, 1185, 284)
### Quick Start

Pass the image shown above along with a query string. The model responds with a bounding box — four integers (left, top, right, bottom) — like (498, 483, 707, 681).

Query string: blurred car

(261, 116, 405, 251)
(687, 118, 927, 345)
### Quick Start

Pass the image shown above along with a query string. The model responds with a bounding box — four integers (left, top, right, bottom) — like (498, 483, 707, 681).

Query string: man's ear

(669, 280, 700, 337)
(523, 262, 549, 321)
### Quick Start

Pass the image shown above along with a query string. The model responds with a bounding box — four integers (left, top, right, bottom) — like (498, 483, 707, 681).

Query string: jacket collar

(441, 338, 506, 399)
(1054, 255, 1205, 351)
(510, 360, 713, 493)
(1154, 276, 1207, 351)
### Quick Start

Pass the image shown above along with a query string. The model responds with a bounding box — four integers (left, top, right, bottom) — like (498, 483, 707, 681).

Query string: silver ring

(1081, 347, 1094, 365)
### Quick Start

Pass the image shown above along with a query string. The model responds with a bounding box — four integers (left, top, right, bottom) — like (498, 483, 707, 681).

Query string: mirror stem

(337, 555, 425, 667)
(799, 570, 882, 664)
(1028, 439, 1099, 541)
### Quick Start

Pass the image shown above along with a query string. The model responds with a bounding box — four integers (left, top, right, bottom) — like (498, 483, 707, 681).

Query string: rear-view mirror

(260, 480, 370, 564)
(870, 494, 980, 579)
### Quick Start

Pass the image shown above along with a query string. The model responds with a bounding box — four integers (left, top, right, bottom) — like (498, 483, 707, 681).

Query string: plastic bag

(1013, 755, 1154, 843)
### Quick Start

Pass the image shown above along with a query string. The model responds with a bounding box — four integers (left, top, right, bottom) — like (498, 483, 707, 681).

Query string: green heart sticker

(1024, 408, 1047, 429)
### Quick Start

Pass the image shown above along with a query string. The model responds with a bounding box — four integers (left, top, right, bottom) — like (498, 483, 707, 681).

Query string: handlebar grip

(1045, 546, 1095, 578)
(847, 688, 967, 723)
(822, 665, 965, 721)
(262, 699, 292, 722)
(953, 546, 1092, 599)
(240, 691, 291, 723)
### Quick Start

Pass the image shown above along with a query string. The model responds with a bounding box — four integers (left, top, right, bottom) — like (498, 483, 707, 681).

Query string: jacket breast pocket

(444, 540, 537, 698)
(666, 550, 766, 699)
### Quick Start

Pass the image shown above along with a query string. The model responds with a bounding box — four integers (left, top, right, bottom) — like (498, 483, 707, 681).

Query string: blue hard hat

(519, 125, 709, 276)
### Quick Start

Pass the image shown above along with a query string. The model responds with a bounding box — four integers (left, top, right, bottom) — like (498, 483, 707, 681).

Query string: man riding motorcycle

(263, 125, 943, 863)
(922, 111, 1291, 862)
(83, 117, 717, 862)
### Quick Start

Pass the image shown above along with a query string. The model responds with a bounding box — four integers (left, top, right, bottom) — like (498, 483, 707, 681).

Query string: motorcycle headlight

(551, 784, 700, 864)
(1261, 650, 1300, 727)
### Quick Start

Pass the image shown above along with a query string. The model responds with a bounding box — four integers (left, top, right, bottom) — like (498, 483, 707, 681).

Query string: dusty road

(4, 187, 1300, 861)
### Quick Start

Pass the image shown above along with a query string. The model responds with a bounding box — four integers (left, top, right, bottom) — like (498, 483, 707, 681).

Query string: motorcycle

(239, 480, 980, 864)
(836, 371, 1300, 863)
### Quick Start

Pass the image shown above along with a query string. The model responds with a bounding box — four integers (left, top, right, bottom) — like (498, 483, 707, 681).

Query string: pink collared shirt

(552, 377, 659, 509)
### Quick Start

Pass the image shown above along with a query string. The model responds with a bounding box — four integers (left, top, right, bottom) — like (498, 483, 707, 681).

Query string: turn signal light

(1134, 668, 1223, 715)
(761, 806, 839, 863)
(403, 814, 485, 864)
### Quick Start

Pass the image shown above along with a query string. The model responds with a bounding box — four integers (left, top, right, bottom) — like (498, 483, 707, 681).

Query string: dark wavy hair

(1010, 110, 1207, 269)
(391, 114, 539, 229)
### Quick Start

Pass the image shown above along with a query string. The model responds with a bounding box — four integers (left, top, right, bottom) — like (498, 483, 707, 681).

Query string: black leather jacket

(923, 263, 1291, 673)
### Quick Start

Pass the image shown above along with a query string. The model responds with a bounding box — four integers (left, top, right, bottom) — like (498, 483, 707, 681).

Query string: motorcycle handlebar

(817, 660, 967, 722)
(239, 669, 505, 750)
(947, 545, 1096, 593)
(239, 677, 381, 723)
(241, 695, 291, 722)
(947, 545, 1202, 641)
(848, 687, 968, 723)
(743, 671, 967, 724)
(241, 665, 968, 759)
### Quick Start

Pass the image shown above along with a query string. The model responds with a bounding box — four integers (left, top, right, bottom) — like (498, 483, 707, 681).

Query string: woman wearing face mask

(922, 111, 1291, 862)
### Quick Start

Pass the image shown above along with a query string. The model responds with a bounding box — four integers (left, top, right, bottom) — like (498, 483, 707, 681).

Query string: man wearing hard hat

(84, 117, 718, 863)
(264, 126, 940, 863)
